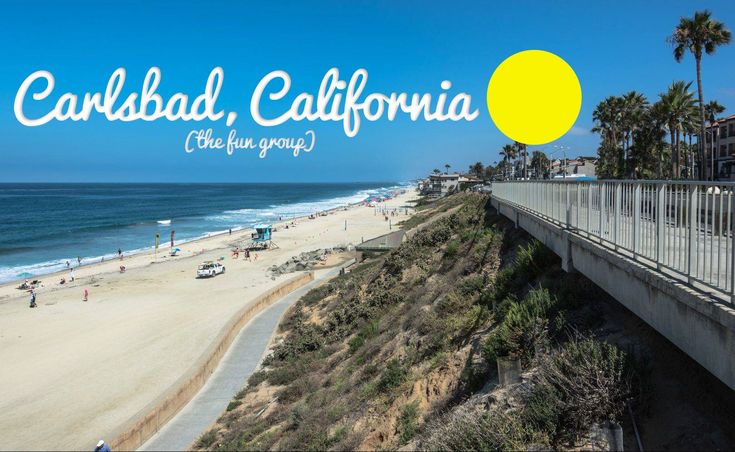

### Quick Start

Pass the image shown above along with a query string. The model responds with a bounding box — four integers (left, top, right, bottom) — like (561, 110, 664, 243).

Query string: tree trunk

(670, 129, 677, 178)
(676, 129, 682, 178)
(695, 55, 706, 181)
(621, 137, 626, 179)
(682, 134, 687, 179)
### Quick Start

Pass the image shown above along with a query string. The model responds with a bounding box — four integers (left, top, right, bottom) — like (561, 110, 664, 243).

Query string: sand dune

(0, 190, 416, 450)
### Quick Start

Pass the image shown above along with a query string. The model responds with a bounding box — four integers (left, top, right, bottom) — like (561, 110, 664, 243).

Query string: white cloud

(567, 125, 592, 136)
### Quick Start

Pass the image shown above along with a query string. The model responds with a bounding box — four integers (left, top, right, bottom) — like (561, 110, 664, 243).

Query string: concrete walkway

(140, 264, 348, 451)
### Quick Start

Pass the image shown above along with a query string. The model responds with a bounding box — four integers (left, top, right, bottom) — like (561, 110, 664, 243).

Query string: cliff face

(195, 193, 735, 451)
(194, 193, 499, 450)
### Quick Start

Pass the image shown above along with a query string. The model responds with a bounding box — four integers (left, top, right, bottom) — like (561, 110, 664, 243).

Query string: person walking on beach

(244, 249, 251, 261)
(66, 260, 70, 269)
(118, 248, 123, 260)
(29, 290, 37, 308)
(94, 440, 111, 452)
(83, 288, 88, 302)
(77, 256, 82, 266)
(229, 228, 232, 235)
(69, 268, 75, 282)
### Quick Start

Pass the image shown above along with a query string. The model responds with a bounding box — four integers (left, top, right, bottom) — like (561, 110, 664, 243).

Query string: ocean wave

(203, 185, 399, 226)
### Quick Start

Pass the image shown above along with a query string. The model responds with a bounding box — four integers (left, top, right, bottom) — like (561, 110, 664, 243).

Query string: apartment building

(704, 114, 735, 180)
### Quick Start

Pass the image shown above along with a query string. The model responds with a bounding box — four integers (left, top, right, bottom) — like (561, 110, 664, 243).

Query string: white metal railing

(493, 180, 735, 303)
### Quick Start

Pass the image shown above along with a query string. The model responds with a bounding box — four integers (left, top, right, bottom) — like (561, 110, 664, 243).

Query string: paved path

(140, 264, 348, 451)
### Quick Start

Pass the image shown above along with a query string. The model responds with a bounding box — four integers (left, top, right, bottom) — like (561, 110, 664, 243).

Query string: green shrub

(268, 321, 324, 363)
(226, 400, 242, 411)
(483, 289, 556, 363)
(266, 360, 307, 386)
(247, 369, 268, 388)
(521, 383, 562, 440)
(421, 405, 530, 450)
(459, 275, 485, 296)
(348, 320, 380, 354)
(445, 240, 459, 258)
(399, 401, 420, 444)
(459, 363, 487, 393)
(532, 337, 636, 443)
(481, 240, 558, 307)
(197, 430, 217, 448)
(377, 359, 407, 392)
(514, 240, 556, 276)
(300, 283, 334, 306)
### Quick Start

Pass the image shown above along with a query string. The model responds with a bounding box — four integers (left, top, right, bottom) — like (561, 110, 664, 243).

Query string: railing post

(731, 191, 735, 304)
(633, 183, 641, 258)
(564, 184, 572, 229)
(587, 183, 592, 235)
(688, 185, 698, 284)
(656, 184, 665, 270)
(599, 183, 606, 239)
(576, 183, 581, 229)
(614, 183, 621, 250)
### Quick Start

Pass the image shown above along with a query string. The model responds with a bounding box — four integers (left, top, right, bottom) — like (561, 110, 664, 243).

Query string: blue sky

(1, 0, 734, 182)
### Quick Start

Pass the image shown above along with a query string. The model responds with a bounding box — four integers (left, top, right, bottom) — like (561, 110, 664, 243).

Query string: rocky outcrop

(268, 249, 333, 276)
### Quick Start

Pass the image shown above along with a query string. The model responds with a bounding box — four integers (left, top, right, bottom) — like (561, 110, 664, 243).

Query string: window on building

(730, 123, 735, 136)
(730, 143, 735, 155)
(722, 127, 729, 138)
(722, 145, 728, 156)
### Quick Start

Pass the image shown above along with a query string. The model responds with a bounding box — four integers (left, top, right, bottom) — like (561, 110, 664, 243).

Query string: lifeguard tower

(248, 224, 278, 250)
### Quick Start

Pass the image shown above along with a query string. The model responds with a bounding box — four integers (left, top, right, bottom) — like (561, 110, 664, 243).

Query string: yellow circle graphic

(486, 50, 581, 145)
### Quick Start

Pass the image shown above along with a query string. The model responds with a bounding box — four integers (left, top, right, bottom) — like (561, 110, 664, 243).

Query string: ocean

(0, 182, 405, 284)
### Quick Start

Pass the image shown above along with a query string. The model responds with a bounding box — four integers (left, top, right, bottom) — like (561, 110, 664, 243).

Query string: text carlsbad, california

(13, 67, 479, 155)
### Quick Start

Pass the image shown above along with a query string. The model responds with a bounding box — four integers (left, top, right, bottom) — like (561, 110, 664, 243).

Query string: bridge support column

(561, 230, 576, 273)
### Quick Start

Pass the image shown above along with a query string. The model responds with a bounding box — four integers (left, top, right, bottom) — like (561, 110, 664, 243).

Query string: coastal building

(703, 114, 735, 180)
(419, 173, 461, 197)
(550, 156, 597, 179)
(458, 174, 483, 187)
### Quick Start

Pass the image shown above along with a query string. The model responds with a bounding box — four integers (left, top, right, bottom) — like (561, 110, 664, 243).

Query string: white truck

(197, 261, 225, 278)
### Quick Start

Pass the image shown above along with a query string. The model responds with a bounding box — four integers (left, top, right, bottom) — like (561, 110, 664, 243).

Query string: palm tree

(444, 163, 451, 174)
(500, 144, 516, 179)
(432, 168, 441, 175)
(659, 81, 698, 178)
(514, 141, 528, 179)
(648, 101, 667, 178)
(705, 100, 726, 123)
(469, 162, 484, 179)
(704, 100, 726, 179)
(633, 101, 669, 179)
(670, 10, 732, 179)
(592, 96, 624, 178)
(620, 91, 649, 178)
(530, 150, 550, 179)
(682, 108, 700, 179)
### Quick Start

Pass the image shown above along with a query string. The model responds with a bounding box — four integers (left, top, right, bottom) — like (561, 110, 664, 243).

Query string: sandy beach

(0, 189, 416, 450)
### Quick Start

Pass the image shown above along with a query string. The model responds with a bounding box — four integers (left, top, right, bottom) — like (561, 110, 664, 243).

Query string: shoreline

(0, 182, 412, 288)
(0, 187, 412, 301)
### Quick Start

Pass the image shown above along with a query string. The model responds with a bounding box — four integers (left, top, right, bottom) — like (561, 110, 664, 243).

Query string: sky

(1, 0, 734, 183)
